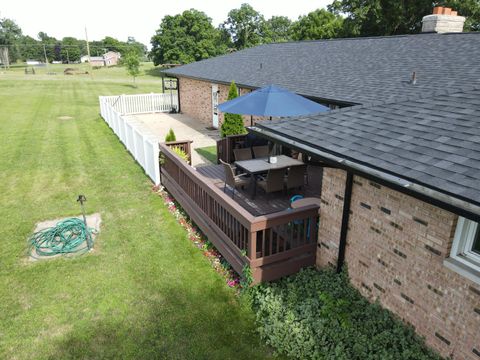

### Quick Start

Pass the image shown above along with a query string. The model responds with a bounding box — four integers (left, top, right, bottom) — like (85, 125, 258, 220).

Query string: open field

(0, 71, 276, 359)
(0, 61, 166, 83)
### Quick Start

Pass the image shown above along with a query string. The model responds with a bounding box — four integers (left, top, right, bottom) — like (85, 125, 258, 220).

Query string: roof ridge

(259, 31, 480, 46)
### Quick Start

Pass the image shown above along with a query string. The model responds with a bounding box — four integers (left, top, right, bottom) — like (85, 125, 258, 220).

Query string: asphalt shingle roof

(256, 86, 480, 206)
(164, 32, 480, 105)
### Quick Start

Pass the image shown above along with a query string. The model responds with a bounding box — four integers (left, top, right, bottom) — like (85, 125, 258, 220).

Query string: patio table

(235, 155, 304, 198)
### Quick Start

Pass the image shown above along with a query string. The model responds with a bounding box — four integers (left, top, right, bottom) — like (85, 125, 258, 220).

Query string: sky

(1, 0, 331, 48)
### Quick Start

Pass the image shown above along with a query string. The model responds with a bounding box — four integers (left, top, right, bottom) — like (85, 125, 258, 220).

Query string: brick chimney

(422, 7, 466, 33)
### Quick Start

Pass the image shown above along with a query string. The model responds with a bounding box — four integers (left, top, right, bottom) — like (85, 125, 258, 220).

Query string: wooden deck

(160, 142, 320, 284)
(196, 164, 322, 216)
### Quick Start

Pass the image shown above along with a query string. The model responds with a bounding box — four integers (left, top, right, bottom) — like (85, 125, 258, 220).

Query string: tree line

(0, 18, 146, 64)
(2, 0, 478, 66)
(150, 0, 480, 65)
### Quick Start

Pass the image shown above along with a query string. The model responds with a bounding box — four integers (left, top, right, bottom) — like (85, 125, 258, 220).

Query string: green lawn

(1, 62, 165, 83)
(0, 73, 275, 359)
(195, 146, 218, 164)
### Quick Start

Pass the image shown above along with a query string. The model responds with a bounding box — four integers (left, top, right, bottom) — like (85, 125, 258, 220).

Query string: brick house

(163, 8, 480, 359)
(81, 51, 121, 67)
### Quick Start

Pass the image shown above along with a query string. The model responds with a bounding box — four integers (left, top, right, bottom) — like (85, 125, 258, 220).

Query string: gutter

(337, 172, 353, 273)
(164, 73, 357, 108)
(250, 126, 480, 222)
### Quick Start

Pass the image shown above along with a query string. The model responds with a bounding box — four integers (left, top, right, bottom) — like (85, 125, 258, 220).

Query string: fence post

(248, 231, 257, 260)
(121, 94, 126, 115)
(151, 92, 155, 113)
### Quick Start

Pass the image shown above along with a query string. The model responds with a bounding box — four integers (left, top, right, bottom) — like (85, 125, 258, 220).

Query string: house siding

(178, 77, 269, 128)
(317, 168, 480, 360)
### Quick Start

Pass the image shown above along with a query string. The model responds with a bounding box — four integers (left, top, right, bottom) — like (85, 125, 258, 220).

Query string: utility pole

(43, 44, 48, 67)
(85, 26, 93, 78)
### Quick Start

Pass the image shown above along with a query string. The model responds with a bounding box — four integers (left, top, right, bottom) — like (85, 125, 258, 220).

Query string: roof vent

(422, 7, 465, 33)
(410, 71, 417, 85)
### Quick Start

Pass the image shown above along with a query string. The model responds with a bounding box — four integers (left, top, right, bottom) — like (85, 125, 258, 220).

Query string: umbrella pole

(269, 116, 272, 121)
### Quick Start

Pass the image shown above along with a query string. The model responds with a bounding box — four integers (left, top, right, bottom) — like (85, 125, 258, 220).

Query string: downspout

(176, 77, 181, 113)
(337, 171, 353, 273)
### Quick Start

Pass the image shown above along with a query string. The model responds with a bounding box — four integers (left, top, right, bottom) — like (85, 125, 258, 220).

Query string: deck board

(196, 164, 322, 216)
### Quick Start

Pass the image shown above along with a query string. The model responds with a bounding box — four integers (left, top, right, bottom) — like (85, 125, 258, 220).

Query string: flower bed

(154, 185, 241, 290)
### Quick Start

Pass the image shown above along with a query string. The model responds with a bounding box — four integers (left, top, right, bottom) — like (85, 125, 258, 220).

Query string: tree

(37, 32, 58, 62)
(264, 16, 293, 43)
(329, 0, 480, 37)
(165, 128, 176, 142)
(291, 9, 344, 40)
(221, 4, 268, 50)
(126, 36, 147, 58)
(18, 35, 42, 61)
(0, 18, 22, 62)
(150, 9, 227, 65)
(124, 51, 141, 86)
(102, 36, 123, 53)
(440, 0, 480, 31)
(220, 81, 246, 138)
(60, 37, 81, 63)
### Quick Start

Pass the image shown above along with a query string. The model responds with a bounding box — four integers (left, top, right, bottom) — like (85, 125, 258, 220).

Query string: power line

(0, 44, 145, 49)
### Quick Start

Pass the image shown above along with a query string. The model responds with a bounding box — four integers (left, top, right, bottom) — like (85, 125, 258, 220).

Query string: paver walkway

(127, 113, 221, 166)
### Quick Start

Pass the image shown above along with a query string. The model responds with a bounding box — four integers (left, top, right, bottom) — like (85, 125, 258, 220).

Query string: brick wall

(317, 167, 480, 360)
(178, 77, 268, 128)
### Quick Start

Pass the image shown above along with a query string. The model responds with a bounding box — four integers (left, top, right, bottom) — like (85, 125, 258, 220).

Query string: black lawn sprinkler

(77, 194, 93, 249)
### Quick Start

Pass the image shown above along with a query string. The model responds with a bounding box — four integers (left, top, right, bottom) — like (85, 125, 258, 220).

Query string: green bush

(220, 81, 247, 138)
(172, 146, 189, 162)
(165, 128, 176, 142)
(247, 268, 443, 360)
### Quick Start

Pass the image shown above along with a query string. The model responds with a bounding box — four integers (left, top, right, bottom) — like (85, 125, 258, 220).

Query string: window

(450, 217, 480, 272)
(473, 227, 480, 254)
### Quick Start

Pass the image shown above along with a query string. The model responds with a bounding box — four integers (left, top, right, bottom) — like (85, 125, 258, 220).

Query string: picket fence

(99, 93, 178, 184)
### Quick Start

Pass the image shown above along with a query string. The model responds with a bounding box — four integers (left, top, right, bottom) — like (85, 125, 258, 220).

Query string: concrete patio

(125, 112, 221, 166)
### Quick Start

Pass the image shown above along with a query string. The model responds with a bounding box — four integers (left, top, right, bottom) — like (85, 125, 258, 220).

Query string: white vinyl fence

(100, 93, 178, 115)
(99, 93, 178, 184)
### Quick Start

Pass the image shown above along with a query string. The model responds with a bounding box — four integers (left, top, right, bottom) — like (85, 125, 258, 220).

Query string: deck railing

(160, 143, 319, 283)
(216, 134, 248, 164)
(165, 140, 193, 165)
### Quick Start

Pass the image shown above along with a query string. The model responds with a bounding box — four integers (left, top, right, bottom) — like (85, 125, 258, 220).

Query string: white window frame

(450, 217, 480, 272)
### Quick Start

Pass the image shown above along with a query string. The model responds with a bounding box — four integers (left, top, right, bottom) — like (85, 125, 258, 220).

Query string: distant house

(26, 60, 41, 66)
(81, 51, 121, 67)
(103, 51, 121, 66)
(162, 7, 480, 359)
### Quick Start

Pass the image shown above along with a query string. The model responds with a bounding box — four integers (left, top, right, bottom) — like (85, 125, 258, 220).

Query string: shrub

(171, 146, 189, 162)
(220, 81, 247, 138)
(247, 268, 443, 360)
(165, 128, 176, 142)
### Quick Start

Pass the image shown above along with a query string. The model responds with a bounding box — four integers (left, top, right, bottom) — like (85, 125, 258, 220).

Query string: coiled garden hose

(28, 218, 94, 258)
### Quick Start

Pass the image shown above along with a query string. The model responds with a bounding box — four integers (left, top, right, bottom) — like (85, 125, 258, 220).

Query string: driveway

(127, 112, 221, 166)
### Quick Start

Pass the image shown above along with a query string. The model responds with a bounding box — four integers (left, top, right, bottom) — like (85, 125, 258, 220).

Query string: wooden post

(248, 231, 257, 260)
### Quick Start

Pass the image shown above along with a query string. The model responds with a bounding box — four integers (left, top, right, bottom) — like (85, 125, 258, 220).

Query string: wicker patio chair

(252, 145, 269, 158)
(233, 148, 252, 161)
(220, 159, 249, 199)
(286, 165, 307, 191)
(257, 168, 286, 196)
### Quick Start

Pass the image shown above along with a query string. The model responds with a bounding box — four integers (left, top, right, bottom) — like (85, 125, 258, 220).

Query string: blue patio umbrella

(218, 84, 329, 122)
